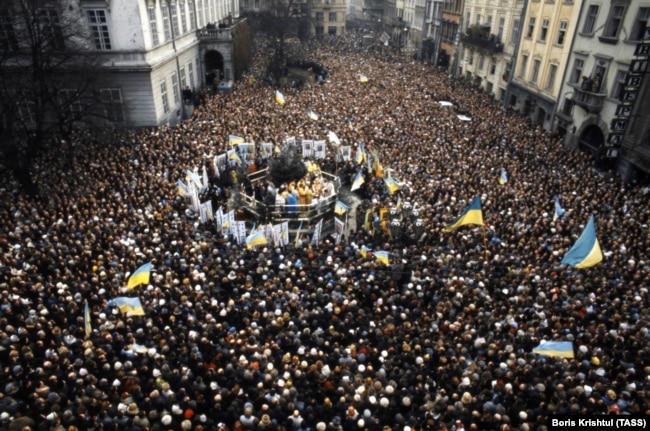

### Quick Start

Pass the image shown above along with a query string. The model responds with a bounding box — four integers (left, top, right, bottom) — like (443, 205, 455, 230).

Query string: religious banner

(314, 140, 326, 159)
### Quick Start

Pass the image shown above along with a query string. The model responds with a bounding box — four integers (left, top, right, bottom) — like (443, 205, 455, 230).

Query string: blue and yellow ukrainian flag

(246, 230, 268, 250)
(177, 179, 188, 197)
(275, 90, 285, 106)
(359, 245, 370, 258)
(359, 74, 369, 83)
(351, 172, 365, 191)
(84, 301, 91, 338)
(498, 168, 508, 185)
(334, 200, 349, 215)
(108, 297, 145, 316)
(532, 341, 574, 358)
(553, 195, 565, 221)
(307, 109, 319, 121)
(356, 144, 366, 165)
(443, 196, 484, 232)
(561, 215, 603, 268)
(374, 250, 390, 265)
(127, 262, 152, 290)
(229, 135, 245, 145)
(384, 177, 400, 195)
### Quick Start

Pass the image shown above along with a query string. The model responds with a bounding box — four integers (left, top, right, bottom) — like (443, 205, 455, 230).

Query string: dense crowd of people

(0, 33, 649, 431)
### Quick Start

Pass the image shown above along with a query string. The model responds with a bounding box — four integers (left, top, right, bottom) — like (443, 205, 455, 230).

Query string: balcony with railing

(571, 85, 606, 113)
(461, 25, 504, 53)
(198, 24, 234, 41)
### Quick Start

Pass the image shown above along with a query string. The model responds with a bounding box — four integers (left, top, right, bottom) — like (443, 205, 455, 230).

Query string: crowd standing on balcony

(0, 32, 649, 431)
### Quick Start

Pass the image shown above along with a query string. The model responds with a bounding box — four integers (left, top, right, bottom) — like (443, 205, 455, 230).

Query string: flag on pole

(553, 195, 565, 221)
(327, 130, 341, 146)
(374, 250, 390, 265)
(359, 74, 369, 83)
(307, 109, 319, 121)
(275, 90, 285, 106)
(443, 196, 484, 232)
(532, 341, 574, 358)
(356, 144, 366, 165)
(229, 135, 245, 145)
(359, 245, 370, 258)
(107, 297, 145, 316)
(560, 215, 603, 268)
(351, 172, 365, 191)
(177, 179, 188, 197)
(246, 230, 269, 250)
(498, 168, 508, 185)
(334, 200, 349, 215)
(84, 301, 91, 338)
(384, 177, 400, 195)
(127, 262, 152, 290)
(202, 165, 209, 192)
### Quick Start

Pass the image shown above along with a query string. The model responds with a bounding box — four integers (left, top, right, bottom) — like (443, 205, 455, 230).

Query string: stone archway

(579, 124, 605, 154)
(205, 50, 225, 86)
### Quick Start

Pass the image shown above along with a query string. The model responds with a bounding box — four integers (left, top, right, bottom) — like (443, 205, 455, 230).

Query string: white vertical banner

(236, 221, 247, 245)
(202, 165, 209, 193)
(273, 224, 282, 247)
(341, 146, 351, 161)
(188, 181, 200, 212)
(285, 136, 296, 146)
(311, 219, 323, 246)
(264, 223, 275, 246)
(334, 216, 345, 245)
(314, 140, 326, 159)
(215, 206, 224, 230)
(199, 202, 208, 224)
(260, 143, 274, 159)
(302, 140, 314, 158)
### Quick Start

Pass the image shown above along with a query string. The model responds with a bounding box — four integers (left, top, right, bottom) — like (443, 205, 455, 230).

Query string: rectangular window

(477, 14, 481, 25)
(38, 9, 64, 50)
(160, 80, 170, 114)
(611, 69, 627, 100)
(171, 72, 180, 103)
(161, 4, 171, 41)
(197, 0, 204, 28)
(329, 12, 337, 22)
(0, 9, 18, 51)
(58, 89, 83, 119)
(170, 3, 180, 36)
(498, 17, 505, 40)
(557, 20, 567, 45)
(510, 19, 520, 45)
(526, 16, 536, 38)
(570, 58, 584, 83)
(631, 7, 650, 41)
(328, 26, 337, 35)
(100, 88, 125, 123)
(315, 12, 324, 22)
(531, 59, 541, 83)
(148, 7, 159, 46)
(180, 67, 187, 89)
(582, 5, 599, 34)
(188, 61, 195, 88)
(490, 61, 496, 74)
(546, 64, 557, 90)
(179, 1, 188, 34)
(604, 5, 626, 38)
(539, 18, 549, 41)
(465, 12, 471, 30)
(519, 54, 528, 77)
(188, 1, 196, 30)
(87, 10, 111, 50)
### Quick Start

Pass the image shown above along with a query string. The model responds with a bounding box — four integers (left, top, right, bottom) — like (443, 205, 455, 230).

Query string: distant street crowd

(0, 32, 648, 431)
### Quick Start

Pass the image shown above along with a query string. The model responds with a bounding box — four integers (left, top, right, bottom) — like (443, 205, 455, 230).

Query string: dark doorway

(579, 124, 605, 154)
(205, 50, 225, 87)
